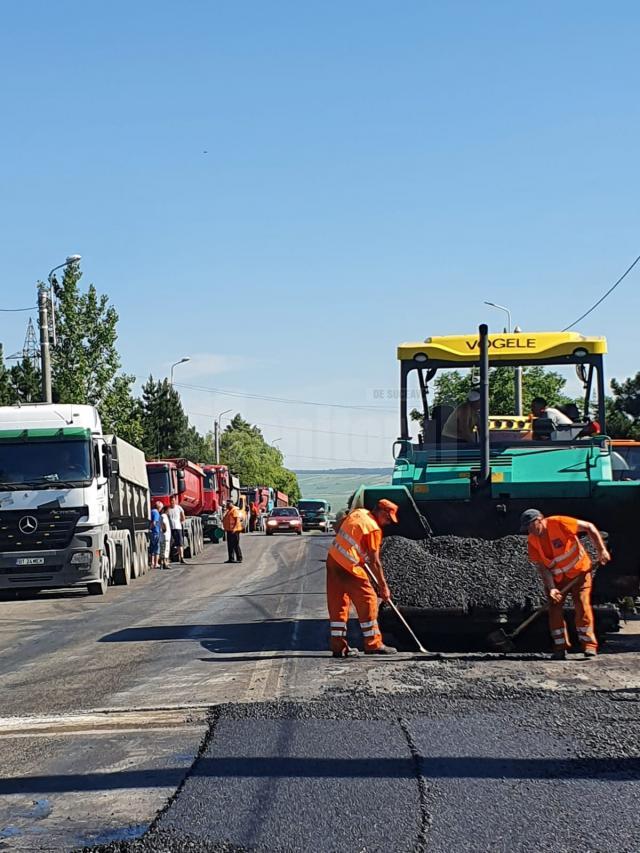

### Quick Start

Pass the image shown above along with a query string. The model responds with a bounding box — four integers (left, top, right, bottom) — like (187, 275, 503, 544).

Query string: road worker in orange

(223, 499, 244, 564)
(326, 499, 399, 657)
(521, 509, 610, 660)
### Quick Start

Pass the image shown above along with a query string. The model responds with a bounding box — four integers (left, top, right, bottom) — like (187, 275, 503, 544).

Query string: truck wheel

(88, 553, 110, 596)
(113, 540, 132, 586)
(135, 533, 147, 576)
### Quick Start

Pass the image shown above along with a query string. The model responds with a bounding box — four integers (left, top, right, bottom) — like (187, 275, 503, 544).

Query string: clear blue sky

(1, 1, 638, 470)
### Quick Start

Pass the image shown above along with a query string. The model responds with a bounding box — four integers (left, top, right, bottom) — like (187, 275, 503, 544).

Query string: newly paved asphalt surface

(0, 531, 639, 852)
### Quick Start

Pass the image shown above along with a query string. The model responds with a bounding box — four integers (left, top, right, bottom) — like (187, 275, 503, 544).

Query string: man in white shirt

(168, 496, 187, 564)
(531, 396, 573, 441)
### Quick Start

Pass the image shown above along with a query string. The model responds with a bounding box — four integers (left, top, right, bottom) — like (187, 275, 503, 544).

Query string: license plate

(16, 558, 45, 566)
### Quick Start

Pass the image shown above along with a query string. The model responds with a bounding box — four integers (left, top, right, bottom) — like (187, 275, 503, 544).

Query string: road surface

(0, 531, 639, 852)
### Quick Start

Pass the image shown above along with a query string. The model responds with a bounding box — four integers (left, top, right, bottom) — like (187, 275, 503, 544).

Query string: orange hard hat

(377, 499, 399, 523)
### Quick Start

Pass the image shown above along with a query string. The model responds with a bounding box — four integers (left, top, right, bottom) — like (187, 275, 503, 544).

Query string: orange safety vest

(223, 507, 243, 533)
(528, 515, 591, 583)
(328, 508, 381, 579)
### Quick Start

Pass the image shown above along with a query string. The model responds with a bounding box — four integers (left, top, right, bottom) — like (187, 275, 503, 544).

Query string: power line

(186, 410, 395, 441)
(175, 382, 396, 413)
(562, 252, 640, 331)
(0, 304, 36, 312)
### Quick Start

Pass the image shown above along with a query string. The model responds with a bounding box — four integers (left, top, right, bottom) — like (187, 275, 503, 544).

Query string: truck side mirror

(102, 445, 114, 477)
(177, 470, 186, 494)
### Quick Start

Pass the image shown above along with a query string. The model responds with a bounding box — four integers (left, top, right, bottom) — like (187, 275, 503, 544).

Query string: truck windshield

(147, 468, 171, 497)
(0, 440, 92, 486)
(204, 472, 217, 491)
(298, 501, 326, 512)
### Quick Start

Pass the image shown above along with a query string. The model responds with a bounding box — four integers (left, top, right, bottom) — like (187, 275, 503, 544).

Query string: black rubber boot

(583, 649, 597, 659)
(551, 650, 567, 661)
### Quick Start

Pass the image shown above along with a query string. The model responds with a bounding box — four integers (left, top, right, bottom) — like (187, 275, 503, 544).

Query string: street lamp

(483, 301, 512, 334)
(483, 300, 523, 415)
(170, 357, 190, 385)
(215, 408, 232, 463)
(39, 254, 82, 403)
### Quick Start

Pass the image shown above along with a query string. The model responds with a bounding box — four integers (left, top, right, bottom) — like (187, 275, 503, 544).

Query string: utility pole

(38, 284, 52, 403)
(483, 301, 523, 416)
(513, 325, 523, 416)
(215, 409, 231, 465)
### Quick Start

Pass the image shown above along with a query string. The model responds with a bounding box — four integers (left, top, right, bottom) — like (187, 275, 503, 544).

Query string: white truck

(0, 404, 150, 596)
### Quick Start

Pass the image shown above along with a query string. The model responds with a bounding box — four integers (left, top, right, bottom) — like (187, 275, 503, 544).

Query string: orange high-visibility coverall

(326, 508, 383, 654)
(528, 515, 597, 653)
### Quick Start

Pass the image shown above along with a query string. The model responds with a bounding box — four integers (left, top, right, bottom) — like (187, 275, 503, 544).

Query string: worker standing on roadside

(326, 499, 399, 657)
(223, 499, 244, 563)
(168, 496, 187, 564)
(148, 500, 162, 570)
(521, 509, 611, 660)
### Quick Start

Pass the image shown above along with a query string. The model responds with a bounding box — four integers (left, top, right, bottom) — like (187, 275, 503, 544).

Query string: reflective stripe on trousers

(326, 554, 382, 653)
(547, 571, 597, 652)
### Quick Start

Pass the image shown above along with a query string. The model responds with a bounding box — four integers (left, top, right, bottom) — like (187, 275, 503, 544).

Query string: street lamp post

(483, 300, 523, 415)
(39, 254, 82, 403)
(215, 408, 232, 463)
(170, 357, 190, 386)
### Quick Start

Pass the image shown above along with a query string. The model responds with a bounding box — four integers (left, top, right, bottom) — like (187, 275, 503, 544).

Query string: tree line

(0, 262, 301, 501)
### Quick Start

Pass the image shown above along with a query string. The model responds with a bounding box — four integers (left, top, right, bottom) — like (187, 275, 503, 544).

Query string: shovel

(362, 562, 431, 655)
(487, 573, 584, 652)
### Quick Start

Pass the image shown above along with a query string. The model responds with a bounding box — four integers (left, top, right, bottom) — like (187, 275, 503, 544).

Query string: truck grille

(0, 508, 87, 552)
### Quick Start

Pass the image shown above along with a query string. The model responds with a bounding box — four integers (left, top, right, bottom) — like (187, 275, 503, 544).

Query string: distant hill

(293, 467, 392, 512)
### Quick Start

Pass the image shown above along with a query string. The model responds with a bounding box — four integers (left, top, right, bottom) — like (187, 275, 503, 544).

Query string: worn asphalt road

(0, 531, 639, 852)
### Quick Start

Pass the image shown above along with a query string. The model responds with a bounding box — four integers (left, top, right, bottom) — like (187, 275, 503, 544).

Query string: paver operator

(520, 509, 611, 660)
(326, 499, 399, 657)
(442, 389, 481, 443)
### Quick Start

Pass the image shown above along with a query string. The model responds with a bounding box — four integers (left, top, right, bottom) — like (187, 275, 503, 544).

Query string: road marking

(0, 707, 209, 738)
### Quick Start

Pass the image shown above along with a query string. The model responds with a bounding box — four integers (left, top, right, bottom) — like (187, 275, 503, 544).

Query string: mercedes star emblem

(18, 516, 38, 534)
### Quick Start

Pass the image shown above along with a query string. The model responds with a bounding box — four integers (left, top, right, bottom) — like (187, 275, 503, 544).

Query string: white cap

(468, 390, 481, 402)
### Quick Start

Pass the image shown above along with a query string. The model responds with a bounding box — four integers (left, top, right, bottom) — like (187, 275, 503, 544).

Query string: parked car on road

(265, 507, 303, 536)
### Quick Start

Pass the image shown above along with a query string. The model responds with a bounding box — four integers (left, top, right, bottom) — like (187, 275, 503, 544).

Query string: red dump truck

(201, 464, 242, 541)
(145, 458, 205, 557)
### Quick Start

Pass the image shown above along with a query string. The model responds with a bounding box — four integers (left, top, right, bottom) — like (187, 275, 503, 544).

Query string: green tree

(606, 373, 640, 439)
(220, 413, 301, 502)
(51, 263, 120, 407)
(0, 346, 12, 405)
(182, 425, 216, 464)
(411, 366, 572, 425)
(9, 358, 41, 404)
(48, 261, 142, 442)
(140, 377, 189, 458)
(101, 375, 144, 446)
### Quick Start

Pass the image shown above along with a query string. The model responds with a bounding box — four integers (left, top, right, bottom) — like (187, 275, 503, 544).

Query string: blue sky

(1, 1, 638, 471)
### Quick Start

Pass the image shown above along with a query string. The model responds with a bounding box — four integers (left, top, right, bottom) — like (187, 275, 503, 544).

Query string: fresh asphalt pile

(381, 534, 546, 612)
